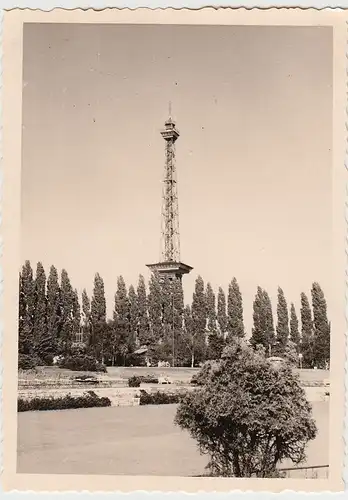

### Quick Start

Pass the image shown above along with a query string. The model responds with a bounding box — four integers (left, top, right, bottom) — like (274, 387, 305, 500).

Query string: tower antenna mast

(147, 108, 193, 281)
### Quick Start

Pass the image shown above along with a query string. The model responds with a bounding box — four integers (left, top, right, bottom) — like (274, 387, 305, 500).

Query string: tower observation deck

(146, 110, 193, 281)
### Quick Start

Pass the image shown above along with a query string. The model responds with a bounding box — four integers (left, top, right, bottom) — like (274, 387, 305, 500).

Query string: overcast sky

(21, 23, 333, 333)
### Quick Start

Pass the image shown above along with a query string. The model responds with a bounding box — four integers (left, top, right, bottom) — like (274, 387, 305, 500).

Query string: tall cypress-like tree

(81, 288, 91, 344)
(137, 274, 150, 346)
(59, 269, 74, 356)
(263, 290, 275, 348)
(311, 282, 330, 368)
(72, 289, 81, 338)
(206, 283, 224, 360)
(90, 272, 107, 361)
(18, 260, 35, 356)
(217, 287, 228, 335)
(276, 287, 289, 351)
(33, 262, 48, 358)
(191, 275, 207, 364)
(128, 285, 138, 350)
(251, 287, 275, 353)
(300, 292, 314, 368)
(182, 304, 195, 367)
(172, 278, 185, 366)
(206, 283, 217, 333)
(227, 277, 245, 340)
(148, 272, 163, 344)
(46, 265, 60, 356)
(289, 302, 300, 350)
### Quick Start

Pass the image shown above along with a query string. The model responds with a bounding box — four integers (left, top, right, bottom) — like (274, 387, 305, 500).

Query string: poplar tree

(172, 278, 185, 365)
(72, 289, 81, 338)
(114, 276, 129, 325)
(182, 304, 195, 367)
(81, 288, 91, 344)
(206, 283, 224, 360)
(18, 261, 35, 356)
(289, 303, 300, 350)
(300, 292, 313, 368)
(137, 274, 150, 346)
(148, 272, 163, 344)
(128, 285, 138, 350)
(311, 282, 330, 368)
(33, 262, 48, 358)
(276, 287, 289, 351)
(191, 275, 207, 363)
(90, 272, 106, 361)
(46, 265, 60, 355)
(59, 269, 74, 356)
(206, 283, 217, 333)
(251, 287, 275, 353)
(227, 277, 245, 340)
(217, 287, 228, 335)
(112, 276, 128, 360)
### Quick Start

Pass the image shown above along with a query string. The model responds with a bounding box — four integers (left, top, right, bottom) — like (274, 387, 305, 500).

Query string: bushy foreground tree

(175, 339, 317, 477)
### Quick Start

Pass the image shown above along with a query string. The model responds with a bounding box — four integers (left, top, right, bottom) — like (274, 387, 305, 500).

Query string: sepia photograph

(1, 7, 346, 493)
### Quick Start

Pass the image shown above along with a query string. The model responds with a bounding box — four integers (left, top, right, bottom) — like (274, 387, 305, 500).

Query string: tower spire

(146, 112, 193, 281)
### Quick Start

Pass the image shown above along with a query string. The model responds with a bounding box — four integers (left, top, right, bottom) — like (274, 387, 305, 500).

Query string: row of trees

(18, 260, 330, 368)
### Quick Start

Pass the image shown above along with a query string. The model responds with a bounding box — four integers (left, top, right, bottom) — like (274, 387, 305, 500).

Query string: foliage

(128, 375, 141, 387)
(90, 272, 107, 360)
(81, 289, 91, 344)
(311, 282, 330, 369)
(139, 389, 182, 405)
(191, 276, 207, 365)
(289, 303, 300, 349)
(33, 262, 48, 356)
(18, 353, 37, 370)
(147, 273, 163, 343)
(137, 274, 150, 345)
(300, 292, 314, 368)
(59, 269, 74, 356)
(175, 339, 317, 477)
(18, 390, 111, 412)
(18, 260, 35, 355)
(250, 287, 275, 352)
(60, 354, 107, 372)
(276, 287, 289, 351)
(46, 265, 60, 355)
(128, 285, 139, 350)
(217, 287, 227, 335)
(206, 283, 217, 333)
(227, 277, 245, 340)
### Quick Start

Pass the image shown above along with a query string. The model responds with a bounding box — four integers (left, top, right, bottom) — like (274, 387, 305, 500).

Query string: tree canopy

(175, 339, 317, 477)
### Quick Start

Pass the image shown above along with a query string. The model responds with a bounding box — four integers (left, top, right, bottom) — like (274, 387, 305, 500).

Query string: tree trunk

(191, 352, 194, 368)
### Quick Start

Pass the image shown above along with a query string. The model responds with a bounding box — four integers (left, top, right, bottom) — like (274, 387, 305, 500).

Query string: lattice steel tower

(147, 108, 193, 280)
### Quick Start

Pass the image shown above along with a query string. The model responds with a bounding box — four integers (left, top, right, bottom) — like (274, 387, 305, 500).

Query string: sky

(21, 23, 333, 333)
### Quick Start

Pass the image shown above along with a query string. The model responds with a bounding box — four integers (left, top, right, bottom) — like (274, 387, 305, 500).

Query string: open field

(17, 401, 329, 476)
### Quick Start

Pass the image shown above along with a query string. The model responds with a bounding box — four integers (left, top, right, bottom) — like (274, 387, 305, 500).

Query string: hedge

(59, 355, 107, 373)
(139, 389, 182, 405)
(18, 390, 111, 412)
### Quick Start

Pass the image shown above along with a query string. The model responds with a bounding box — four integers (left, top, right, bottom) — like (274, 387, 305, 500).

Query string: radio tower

(147, 105, 193, 281)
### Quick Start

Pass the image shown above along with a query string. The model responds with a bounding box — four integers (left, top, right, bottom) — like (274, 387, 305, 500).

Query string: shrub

(59, 355, 107, 373)
(139, 389, 182, 405)
(175, 339, 317, 478)
(128, 376, 141, 387)
(18, 390, 111, 412)
(18, 354, 37, 371)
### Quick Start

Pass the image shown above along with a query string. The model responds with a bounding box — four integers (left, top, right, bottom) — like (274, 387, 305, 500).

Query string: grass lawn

(17, 401, 329, 476)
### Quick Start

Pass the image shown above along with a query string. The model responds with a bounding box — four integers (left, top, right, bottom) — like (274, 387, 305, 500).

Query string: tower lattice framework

(147, 110, 193, 281)
(161, 116, 180, 262)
